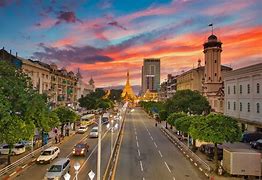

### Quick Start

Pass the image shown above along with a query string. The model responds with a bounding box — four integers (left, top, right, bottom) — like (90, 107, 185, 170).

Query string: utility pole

(97, 116, 101, 180)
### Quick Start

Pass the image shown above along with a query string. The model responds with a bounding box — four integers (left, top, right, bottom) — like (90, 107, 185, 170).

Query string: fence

(0, 141, 53, 177)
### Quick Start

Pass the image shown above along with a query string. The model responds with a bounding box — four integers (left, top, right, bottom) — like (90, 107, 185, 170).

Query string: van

(44, 158, 70, 180)
(37, 146, 60, 164)
(102, 113, 110, 124)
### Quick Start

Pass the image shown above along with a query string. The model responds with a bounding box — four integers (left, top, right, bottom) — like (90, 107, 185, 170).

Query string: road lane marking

(139, 161, 144, 172)
(150, 136, 153, 140)
(199, 167, 203, 171)
(135, 135, 138, 141)
(22, 164, 27, 169)
(173, 177, 176, 180)
(137, 149, 141, 157)
(143, 177, 145, 180)
(154, 142, 158, 148)
(158, 150, 163, 158)
(135, 131, 137, 135)
(194, 162, 197, 166)
(10, 171, 16, 176)
(136, 141, 139, 148)
(164, 161, 171, 173)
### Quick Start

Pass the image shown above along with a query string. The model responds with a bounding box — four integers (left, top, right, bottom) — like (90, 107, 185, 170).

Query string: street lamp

(97, 116, 102, 180)
(74, 162, 80, 180)
(64, 172, 71, 180)
(106, 120, 119, 156)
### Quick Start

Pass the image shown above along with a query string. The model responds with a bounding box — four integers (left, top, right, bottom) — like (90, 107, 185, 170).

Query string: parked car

(0, 144, 25, 155)
(250, 139, 262, 150)
(18, 140, 34, 148)
(77, 125, 88, 134)
(37, 146, 60, 164)
(241, 132, 262, 143)
(89, 127, 98, 138)
(73, 142, 89, 156)
(44, 158, 70, 180)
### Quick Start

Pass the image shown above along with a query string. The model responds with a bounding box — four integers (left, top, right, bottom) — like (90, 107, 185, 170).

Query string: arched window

(228, 101, 230, 110)
(257, 103, 260, 113)
(233, 102, 236, 110)
(240, 102, 242, 111)
(228, 86, 230, 94)
(240, 85, 242, 94)
(234, 85, 236, 94)
(247, 84, 250, 94)
(257, 83, 260, 94)
(247, 102, 250, 112)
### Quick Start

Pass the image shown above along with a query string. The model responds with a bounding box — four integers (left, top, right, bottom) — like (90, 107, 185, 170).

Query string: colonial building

(224, 63, 262, 132)
(177, 59, 204, 92)
(159, 74, 177, 101)
(0, 48, 94, 108)
(141, 58, 160, 95)
(202, 34, 232, 113)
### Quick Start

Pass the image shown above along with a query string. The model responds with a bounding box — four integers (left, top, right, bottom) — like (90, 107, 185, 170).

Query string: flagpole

(212, 25, 213, 35)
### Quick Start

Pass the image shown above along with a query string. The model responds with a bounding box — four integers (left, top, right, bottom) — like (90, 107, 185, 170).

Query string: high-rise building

(141, 58, 160, 95)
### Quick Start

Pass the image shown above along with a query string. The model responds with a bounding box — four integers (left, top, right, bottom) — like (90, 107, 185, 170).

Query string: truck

(223, 147, 261, 177)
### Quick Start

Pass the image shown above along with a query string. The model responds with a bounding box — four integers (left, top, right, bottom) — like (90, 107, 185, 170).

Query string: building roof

(223, 63, 262, 78)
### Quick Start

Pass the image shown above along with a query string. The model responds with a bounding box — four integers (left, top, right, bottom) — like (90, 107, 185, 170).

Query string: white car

(77, 125, 88, 134)
(0, 144, 26, 155)
(89, 127, 98, 138)
(37, 146, 60, 164)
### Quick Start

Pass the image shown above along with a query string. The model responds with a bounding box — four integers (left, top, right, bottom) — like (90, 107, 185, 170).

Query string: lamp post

(106, 120, 119, 156)
(97, 116, 101, 180)
(74, 162, 80, 180)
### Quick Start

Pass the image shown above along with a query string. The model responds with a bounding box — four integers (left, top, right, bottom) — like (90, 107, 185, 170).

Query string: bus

(81, 114, 95, 126)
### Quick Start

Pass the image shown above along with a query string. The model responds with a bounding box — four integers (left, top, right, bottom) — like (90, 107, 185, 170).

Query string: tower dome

(208, 34, 217, 41)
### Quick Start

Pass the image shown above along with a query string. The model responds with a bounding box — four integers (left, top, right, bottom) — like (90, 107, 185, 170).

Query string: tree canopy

(167, 112, 187, 126)
(165, 90, 211, 115)
(159, 110, 168, 121)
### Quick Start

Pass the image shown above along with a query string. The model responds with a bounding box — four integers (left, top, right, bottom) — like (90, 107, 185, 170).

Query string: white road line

(150, 136, 153, 140)
(173, 177, 176, 180)
(143, 178, 145, 180)
(199, 167, 203, 171)
(9, 171, 16, 176)
(135, 136, 138, 141)
(140, 161, 144, 172)
(194, 162, 197, 166)
(158, 150, 163, 157)
(137, 149, 141, 157)
(22, 164, 27, 169)
(136, 141, 139, 148)
(135, 131, 137, 135)
(154, 142, 158, 148)
(164, 161, 171, 173)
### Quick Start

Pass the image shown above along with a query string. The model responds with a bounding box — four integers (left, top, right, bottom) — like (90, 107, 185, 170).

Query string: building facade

(159, 74, 177, 101)
(141, 58, 160, 95)
(224, 63, 262, 132)
(177, 60, 204, 92)
(0, 48, 94, 108)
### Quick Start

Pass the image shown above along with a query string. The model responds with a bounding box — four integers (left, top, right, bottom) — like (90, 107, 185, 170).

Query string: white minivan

(37, 146, 60, 164)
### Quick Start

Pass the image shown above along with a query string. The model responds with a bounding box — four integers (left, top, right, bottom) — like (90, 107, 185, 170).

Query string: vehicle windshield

(41, 150, 52, 155)
(75, 144, 85, 148)
(79, 126, 86, 129)
(48, 165, 62, 172)
(91, 129, 98, 132)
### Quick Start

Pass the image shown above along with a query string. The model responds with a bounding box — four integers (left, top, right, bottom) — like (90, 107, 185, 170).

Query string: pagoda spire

(121, 70, 136, 102)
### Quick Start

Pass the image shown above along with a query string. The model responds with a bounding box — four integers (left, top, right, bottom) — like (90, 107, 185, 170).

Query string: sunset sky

(0, 0, 261, 87)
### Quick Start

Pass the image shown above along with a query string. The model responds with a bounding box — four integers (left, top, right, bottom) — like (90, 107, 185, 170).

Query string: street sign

(88, 170, 95, 180)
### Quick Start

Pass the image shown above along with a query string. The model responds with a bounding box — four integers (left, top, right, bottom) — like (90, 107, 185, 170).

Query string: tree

(159, 110, 168, 121)
(0, 61, 39, 164)
(78, 89, 106, 110)
(189, 114, 242, 172)
(167, 112, 186, 129)
(165, 90, 211, 115)
(109, 89, 122, 102)
(54, 106, 78, 135)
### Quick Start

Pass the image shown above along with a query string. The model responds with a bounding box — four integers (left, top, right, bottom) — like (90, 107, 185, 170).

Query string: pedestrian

(55, 134, 58, 144)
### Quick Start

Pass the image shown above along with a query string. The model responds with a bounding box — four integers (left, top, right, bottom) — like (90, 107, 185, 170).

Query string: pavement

(115, 107, 206, 180)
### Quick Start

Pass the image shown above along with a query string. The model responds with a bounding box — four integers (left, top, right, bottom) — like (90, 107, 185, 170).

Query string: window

(228, 101, 230, 110)
(215, 73, 217, 76)
(46, 75, 48, 79)
(240, 85, 242, 94)
(247, 84, 250, 94)
(257, 83, 260, 94)
(228, 86, 230, 94)
(240, 102, 242, 111)
(233, 102, 236, 110)
(247, 103, 250, 112)
(257, 103, 260, 113)
(214, 60, 217, 63)
(233, 85, 236, 94)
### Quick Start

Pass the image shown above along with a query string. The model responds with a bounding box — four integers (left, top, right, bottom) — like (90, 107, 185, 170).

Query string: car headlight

(81, 149, 85, 154)
(73, 149, 75, 153)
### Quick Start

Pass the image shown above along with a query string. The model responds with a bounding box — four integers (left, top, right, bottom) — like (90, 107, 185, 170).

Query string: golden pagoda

(121, 71, 137, 102)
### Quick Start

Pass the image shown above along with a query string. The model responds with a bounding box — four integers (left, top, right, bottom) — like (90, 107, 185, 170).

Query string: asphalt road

(14, 121, 119, 180)
(115, 108, 205, 180)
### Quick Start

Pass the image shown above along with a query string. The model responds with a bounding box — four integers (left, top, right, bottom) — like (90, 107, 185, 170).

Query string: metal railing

(0, 141, 53, 177)
(160, 126, 212, 173)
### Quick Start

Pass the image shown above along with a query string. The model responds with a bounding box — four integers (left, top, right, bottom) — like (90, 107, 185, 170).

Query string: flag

(208, 23, 213, 26)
